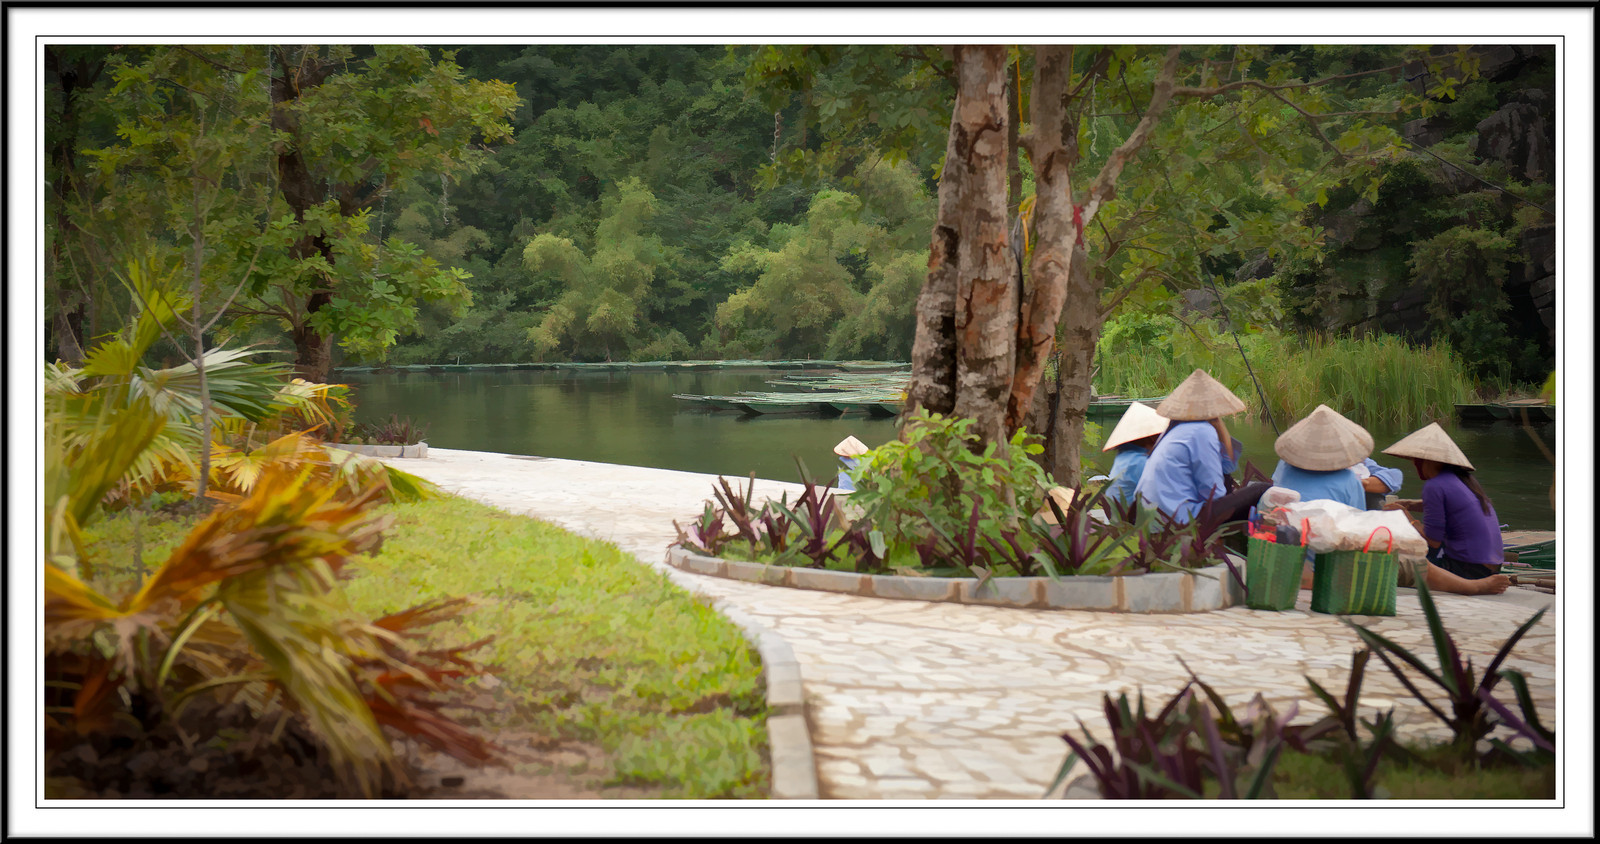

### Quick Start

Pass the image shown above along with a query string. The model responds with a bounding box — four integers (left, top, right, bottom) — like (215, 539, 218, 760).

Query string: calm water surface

(342, 370, 1557, 530)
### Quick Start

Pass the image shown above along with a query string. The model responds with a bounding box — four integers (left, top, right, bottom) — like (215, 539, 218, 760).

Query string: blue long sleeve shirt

(1271, 460, 1366, 510)
(1134, 421, 1241, 523)
(1357, 458, 1404, 494)
(1105, 444, 1150, 506)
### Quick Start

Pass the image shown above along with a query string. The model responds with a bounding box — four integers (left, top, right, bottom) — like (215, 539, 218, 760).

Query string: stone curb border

(667, 547, 1247, 614)
(327, 441, 430, 459)
(653, 551, 819, 800)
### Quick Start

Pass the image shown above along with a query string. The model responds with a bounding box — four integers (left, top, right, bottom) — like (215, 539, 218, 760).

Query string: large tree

(884, 45, 1477, 484)
(257, 45, 519, 381)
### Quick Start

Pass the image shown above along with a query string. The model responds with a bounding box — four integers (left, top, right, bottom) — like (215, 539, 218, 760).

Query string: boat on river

(1488, 399, 1555, 424)
(835, 361, 912, 373)
(733, 398, 844, 415)
(1084, 396, 1168, 418)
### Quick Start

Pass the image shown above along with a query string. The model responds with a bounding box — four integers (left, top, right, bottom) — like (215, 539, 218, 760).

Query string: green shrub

(847, 409, 1050, 562)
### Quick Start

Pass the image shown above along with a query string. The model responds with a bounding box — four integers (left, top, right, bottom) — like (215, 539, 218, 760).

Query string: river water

(340, 369, 1558, 530)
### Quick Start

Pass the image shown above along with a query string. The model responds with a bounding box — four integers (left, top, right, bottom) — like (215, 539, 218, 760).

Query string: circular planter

(666, 546, 1246, 613)
(325, 441, 429, 459)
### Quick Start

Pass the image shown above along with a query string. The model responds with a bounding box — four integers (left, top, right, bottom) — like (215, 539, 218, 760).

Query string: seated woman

(1270, 404, 1369, 511)
(1381, 423, 1512, 595)
(833, 435, 869, 492)
(1134, 369, 1268, 525)
(1100, 401, 1168, 507)
(1352, 458, 1404, 510)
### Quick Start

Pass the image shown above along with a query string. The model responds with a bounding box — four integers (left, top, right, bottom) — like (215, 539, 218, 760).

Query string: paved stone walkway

(383, 448, 1558, 800)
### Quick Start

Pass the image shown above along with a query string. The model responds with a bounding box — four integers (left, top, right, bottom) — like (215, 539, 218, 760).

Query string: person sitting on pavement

(1381, 423, 1512, 595)
(1269, 405, 1369, 511)
(833, 435, 869, 492)
(1100, 401, 1169, 508)
(1134, 369, 1268, 525)
(1351, 457, 1404, 510)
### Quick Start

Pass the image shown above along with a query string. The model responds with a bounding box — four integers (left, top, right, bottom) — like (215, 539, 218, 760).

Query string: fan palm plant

(45, 314, 490, 797)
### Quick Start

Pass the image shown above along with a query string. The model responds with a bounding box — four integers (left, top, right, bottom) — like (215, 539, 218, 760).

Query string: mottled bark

(1023, 46, 1182, 480)
(938, 46, 1015, 446)
(1006, 45, 1079, 434)
(1047, 246, 1101, 487)
(905, 59, 970, 419)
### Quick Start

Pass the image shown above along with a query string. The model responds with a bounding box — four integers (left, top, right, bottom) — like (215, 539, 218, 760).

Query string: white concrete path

(384, 448, 1558, 800)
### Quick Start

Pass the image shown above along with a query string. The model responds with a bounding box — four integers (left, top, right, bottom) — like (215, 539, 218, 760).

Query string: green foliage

(342, 496, 770, 798)
(1095, 312, 1474, 428)
(848, 410, 1050, 561)
(524, 178, 682, 361)
(714, 178, 929, 359)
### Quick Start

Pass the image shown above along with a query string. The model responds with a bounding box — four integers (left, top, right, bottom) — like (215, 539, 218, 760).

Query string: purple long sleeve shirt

(1422, 470, 1503, 566)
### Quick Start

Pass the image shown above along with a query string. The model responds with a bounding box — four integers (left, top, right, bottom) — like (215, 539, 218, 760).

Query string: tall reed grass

(1096, 327, 1475, 428)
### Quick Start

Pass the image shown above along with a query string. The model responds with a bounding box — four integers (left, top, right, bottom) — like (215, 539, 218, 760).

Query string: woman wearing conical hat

(1101, 401, 1169, 507)
(1269, 405, 1372, 510)
(1134, 369, 1269, 524)
(833, 435, 869, 493)
(1381, 423, 1511, 595)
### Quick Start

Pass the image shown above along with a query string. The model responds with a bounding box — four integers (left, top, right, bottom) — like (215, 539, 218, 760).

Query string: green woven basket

(1245, 536, 1305, 610)
(1311, 549, 1398, 616)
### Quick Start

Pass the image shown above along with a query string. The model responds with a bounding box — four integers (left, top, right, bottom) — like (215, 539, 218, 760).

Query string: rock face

(1471, 90, 1555, 182)
(1285, 45, 1555, 374)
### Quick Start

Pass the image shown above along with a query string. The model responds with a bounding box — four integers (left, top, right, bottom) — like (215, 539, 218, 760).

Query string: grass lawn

(79, 493, 771, 799)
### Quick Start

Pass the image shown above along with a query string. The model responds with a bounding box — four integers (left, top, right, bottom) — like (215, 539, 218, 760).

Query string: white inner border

(7, 5, 1594, 839)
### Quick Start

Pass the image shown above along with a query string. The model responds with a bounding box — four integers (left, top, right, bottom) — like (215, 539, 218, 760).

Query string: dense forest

(43, 44, 1556, 390)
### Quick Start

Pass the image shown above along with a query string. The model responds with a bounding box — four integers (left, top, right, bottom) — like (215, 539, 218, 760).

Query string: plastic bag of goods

(1257, 486, 1302, 513)
(1327, 508, 1428, 558)
(1273, 499, 1362, 554)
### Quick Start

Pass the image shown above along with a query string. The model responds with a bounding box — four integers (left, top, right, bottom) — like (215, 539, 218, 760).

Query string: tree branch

(1172, 63, 1407, 98)
(1081, 46, 1183, 226)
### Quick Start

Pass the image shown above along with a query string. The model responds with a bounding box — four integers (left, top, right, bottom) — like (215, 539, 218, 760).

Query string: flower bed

(667, 546, 1244, 613)
(326, 440, 429, 458)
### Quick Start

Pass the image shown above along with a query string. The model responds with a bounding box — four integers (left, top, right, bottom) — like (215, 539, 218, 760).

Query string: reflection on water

(341, 370, 1557, 530)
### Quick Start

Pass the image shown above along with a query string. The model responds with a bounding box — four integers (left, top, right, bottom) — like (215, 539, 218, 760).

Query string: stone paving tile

(385, 449, 1560, 801)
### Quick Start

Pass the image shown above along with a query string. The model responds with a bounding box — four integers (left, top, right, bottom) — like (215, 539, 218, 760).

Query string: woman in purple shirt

(1382, 423, 1511, 595)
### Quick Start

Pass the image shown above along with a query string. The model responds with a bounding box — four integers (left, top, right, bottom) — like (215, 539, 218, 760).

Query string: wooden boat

(734, 398, 842, 415)
(828, 396, 901, 415)
(1488, 399, 1555, 424)
(836, 361, 912, 373)
(1084, 396, 1167, 417)
(1504, 538, 1555, 569)
(869, 401, 903, 417)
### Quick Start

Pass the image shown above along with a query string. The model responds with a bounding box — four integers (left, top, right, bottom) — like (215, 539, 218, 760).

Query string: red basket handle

(1362, 526, 1394, 554)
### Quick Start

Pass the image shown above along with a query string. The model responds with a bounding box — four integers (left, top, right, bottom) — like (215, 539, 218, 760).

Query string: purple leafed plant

(672, 502, 732, 557)
(1343, 578, 1551, 762)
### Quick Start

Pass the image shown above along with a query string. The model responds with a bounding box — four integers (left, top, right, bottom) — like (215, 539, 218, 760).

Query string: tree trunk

(290, 292, 336, 382)
(944, 46, 1015, 445)
(1047, 246, 1102, 488)
(46, 47, 101, 366)
(271, 46, 339, 383)
(905, 52, 970, 419)
(1007, 45, 1080, 435)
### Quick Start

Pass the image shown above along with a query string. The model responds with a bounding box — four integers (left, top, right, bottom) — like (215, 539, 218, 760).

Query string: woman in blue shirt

(1101, 401, 1168, 507)
(1135, 369, 1268, 525)
(1269, 404, 1370, 510)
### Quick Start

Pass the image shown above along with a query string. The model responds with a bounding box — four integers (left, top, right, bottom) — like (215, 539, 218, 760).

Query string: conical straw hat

(1102, 401, 1170, 452)
(1274, 404, 1374, 471)
(1382, 422, 1474, 470)
(1038, 486, 1076, 525)
(1156, 369, 1248, 421)
(833, 435, 870, 457)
